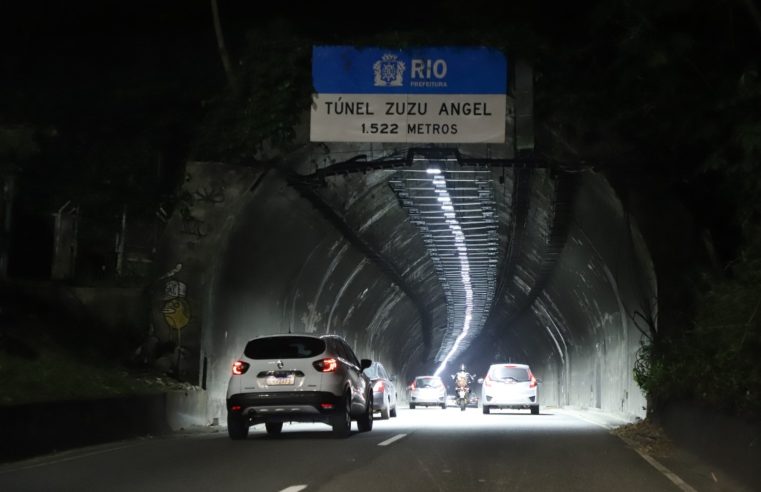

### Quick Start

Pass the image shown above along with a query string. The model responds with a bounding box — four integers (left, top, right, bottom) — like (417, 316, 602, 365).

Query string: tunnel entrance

(166, 140, 654, 425)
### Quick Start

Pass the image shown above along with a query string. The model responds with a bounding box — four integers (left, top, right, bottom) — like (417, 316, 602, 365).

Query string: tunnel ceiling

(293, 144, 570, 371)
(387, 153, 500, 370)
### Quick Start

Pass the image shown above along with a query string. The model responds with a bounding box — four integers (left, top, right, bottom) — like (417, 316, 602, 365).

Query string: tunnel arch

(156, 143, 654, 423)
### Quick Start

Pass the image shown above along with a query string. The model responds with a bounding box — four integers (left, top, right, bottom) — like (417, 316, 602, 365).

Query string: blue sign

(312, 46, 507, 95)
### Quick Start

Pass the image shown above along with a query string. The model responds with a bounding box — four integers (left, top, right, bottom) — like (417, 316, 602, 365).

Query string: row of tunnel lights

(426, 167, 475, 378)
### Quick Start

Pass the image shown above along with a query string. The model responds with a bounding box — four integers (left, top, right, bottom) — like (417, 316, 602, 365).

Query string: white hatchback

(409, 375, 447, 409)
(481, 363, 540, 415)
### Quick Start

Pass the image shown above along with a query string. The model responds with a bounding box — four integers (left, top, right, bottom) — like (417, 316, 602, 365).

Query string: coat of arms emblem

(373, 53, 405, 87)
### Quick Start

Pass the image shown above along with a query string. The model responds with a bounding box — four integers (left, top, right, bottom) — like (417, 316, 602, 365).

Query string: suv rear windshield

(415, 377, 443, 388)
(490, 366, 530, 382)
(244, 336, 326, 360)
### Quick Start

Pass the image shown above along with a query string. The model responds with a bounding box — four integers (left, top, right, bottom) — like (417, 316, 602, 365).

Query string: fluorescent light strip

(430, 169, 473, 378)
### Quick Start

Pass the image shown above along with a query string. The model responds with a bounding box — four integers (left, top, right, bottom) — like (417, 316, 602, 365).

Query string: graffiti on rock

(162, 278, 191, 331)
(193, 185, 226, 204)
(179, 208, 208, 238)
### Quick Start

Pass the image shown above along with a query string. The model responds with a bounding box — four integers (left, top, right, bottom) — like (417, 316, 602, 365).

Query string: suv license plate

(267, 375, 295, 385)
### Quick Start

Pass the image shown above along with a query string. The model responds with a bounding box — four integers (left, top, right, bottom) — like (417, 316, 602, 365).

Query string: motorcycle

(452, 371, 473, 411)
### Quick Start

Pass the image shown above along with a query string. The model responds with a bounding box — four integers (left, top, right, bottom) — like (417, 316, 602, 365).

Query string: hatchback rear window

(415, 377, 443, 388)
(244, 336, 326, 359)
(364, 364, 380, 379)
(490, 366, 530, 381)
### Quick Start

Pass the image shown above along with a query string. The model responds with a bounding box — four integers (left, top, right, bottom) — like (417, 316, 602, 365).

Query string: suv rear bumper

(227, 391, 342, 425)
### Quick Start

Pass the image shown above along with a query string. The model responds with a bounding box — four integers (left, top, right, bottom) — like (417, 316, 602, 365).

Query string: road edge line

(564, 409, 698, 492)
(632, 449, 698, 492)
(0, 442, 143, 475)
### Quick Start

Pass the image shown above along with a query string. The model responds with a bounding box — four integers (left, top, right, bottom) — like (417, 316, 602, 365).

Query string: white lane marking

(0, 443, 143, 475)
(279, 486, 307, 492)
(633, 449, 698, 492)
(378, 433, 407, 447)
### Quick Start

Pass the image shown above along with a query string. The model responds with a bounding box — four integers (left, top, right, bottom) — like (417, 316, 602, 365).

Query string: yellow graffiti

(162, 298, 191, 330)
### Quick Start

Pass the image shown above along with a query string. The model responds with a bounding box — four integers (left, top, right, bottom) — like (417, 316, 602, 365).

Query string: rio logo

(411, 59, 447, 80)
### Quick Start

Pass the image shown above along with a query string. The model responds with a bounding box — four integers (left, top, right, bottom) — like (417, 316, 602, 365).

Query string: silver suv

(226, 334, 374, 439)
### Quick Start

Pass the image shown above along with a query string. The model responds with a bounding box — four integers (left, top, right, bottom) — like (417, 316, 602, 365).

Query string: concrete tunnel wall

(463, 170, 652, 419)
(156, 153, 654, 425)
(536, 172, 653, 417)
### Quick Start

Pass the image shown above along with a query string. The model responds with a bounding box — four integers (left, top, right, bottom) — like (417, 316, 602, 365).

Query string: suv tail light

(313, 358, 338, 372)
(373, 380, 385, 392)
(232, 361, 250, 375)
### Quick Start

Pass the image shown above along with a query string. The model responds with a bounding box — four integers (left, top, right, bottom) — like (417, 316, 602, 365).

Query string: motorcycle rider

(451, 364, 476, 409)
(452, 364, 475, 387)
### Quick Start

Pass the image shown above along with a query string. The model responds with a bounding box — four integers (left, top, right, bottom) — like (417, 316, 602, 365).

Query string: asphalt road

(0, 407, 706, 492)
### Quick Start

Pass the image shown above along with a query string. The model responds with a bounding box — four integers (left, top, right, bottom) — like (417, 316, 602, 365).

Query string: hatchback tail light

(313, 358, 338, 372)
(484, 375, 493, 387)
(373, 380, 385, 392)
(529, 370, 537, 388)
(232, 361, 250, 375)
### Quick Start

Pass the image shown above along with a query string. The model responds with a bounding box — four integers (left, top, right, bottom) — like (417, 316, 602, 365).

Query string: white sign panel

(310, 46, 507, 144)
